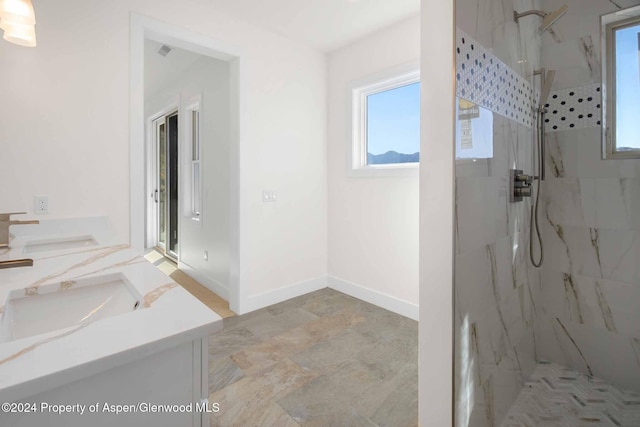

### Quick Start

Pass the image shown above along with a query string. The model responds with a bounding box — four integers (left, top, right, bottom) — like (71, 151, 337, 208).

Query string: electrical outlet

(34, 196, 49, 214)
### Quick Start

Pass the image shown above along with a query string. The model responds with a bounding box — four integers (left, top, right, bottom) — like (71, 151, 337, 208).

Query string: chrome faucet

(0, 212, 39, 248)
(0, 212, 39, 269)
(0, 259, 34, 269)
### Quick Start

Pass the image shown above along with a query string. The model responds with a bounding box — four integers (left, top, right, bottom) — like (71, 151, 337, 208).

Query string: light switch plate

(262, 191, 278, 202)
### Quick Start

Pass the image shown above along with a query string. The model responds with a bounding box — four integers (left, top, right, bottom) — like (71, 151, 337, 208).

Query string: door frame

(130, 14, 245, 314)
(146, 102, 178, 250)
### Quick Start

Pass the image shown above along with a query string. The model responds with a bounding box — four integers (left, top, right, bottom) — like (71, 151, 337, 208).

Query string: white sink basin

(0, 273, 143, 342)
(23, 235, 98, 254)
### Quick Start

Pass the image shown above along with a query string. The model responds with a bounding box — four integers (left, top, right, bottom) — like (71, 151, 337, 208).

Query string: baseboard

(177, 261, 229, 301)
(210, 272, 419, 320)
(327, 276, 419, 321)
(242, 275, 328, 314)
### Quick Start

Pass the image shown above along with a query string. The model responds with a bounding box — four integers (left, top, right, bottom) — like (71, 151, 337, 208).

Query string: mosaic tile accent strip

(544, 83, 602, 132)
(455, 29, 538, 128)
(500, 361, 640, 427)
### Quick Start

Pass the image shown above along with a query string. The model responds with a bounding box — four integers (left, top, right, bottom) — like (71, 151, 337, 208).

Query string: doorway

(152, 111, 179, 261)
(131, 15, 245, 314)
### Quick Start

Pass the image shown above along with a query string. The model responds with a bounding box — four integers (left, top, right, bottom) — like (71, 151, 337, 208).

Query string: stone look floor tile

(302, 292, 362, 317)
(352, 362, 418, 422)
(250, 403, 301, 427)
(209, 357, 245, 394)
(209, 327, 261, 359)
(243, 308, 320, 340)
(355, 333, 418, 379)
(230, 309, 366, 375)
(221, 309, 275, 332)
(290, 329, 375, 375)
(230, 327, 318, 375)
(298, 407, 379, 427)
(277, 374, 354, 421)
(369, 365, 419, 427)
(266, 288, 334, 316)
(209, 358, 316, 427)
(208, 289, 419, 427)
(300, 309, 367, 341)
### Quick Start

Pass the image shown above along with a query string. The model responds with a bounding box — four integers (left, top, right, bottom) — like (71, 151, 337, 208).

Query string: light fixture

(1, 19, 35, 46)
(0, 0, 36, 47)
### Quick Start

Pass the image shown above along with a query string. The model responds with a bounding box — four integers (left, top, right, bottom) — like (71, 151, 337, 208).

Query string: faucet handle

(0, 212, 27, 221)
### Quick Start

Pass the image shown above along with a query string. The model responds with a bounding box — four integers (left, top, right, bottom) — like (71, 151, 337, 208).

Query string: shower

(514, 5, 568, 32)
(510, 5, 568, 267)
(454, 1, 640, 425)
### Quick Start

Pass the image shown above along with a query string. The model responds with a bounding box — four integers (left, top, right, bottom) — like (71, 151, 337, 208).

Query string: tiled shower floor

(501, 362, 640, 427)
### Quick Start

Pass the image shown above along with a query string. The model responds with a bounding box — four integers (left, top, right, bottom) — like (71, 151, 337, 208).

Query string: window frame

(348, 63, 420, 177)
(183, 94, 202, 221)
(602, 8, 640, 159)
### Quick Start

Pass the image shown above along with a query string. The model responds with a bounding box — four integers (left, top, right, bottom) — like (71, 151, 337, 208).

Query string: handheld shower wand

(528, 69, 556, 268)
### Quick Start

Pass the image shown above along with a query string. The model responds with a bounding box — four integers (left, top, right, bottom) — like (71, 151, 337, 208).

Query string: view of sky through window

(614, 23, 640, 150)
(366, 82, 420, 165)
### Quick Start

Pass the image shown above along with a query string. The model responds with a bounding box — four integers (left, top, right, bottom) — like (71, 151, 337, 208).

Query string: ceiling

(144, 40, 203, 97)
(208, 0, 420, 52)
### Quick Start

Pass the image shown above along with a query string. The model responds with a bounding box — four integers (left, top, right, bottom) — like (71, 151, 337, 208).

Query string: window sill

(348, 163, 419, 178)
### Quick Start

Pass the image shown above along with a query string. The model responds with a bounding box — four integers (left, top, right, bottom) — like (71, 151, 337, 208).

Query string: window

(191, 109, 201, 218)
(184, 95, 202, 220)
(350, 67, 420, 174)
(602, 7, 640, 159)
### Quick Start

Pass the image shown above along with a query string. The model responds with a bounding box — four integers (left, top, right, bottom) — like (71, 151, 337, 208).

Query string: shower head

(514, 5, 568, 33)
(539, 70, 556, 107)
(540, 5, 568, 32)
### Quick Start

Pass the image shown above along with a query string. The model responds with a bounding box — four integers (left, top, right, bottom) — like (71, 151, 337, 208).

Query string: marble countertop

(0, 217, 222, 402)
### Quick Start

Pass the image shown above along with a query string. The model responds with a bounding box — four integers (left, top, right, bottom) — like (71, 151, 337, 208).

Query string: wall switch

(204, 250, 208, 261)
(262, 190, 278, 202)
(34, 196, 49, 214)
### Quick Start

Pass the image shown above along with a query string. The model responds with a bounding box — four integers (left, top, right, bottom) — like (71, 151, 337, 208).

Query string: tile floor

(207, 288, 419, 427)
(501, 361, 640, 427)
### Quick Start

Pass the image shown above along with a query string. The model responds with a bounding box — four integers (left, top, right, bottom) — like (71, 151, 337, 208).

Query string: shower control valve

(514, 173, 532, 185)
(510, 169, 533, 202)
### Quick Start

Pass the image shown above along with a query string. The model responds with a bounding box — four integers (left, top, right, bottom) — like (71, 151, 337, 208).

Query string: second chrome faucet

(0, 212, 39, 249)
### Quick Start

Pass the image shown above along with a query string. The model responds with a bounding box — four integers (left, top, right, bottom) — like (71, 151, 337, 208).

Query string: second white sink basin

(22, 235, 98, 254)
(0, 273, 143, 343)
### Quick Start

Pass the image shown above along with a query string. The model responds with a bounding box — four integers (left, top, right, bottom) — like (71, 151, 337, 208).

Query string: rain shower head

(514, 5, 568, 33)
(540, 5, 568, 32)
(539, 70, 556, 106)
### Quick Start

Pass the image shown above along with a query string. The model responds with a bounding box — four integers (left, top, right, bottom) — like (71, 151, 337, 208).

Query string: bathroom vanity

(0, 218, 221, 427)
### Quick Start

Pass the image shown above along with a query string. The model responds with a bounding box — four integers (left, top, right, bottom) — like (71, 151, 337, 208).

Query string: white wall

(0, 0, 327, 311)
(419, 0, 454, 425)
(327, 15, 420, 310)
(145, 54, 231, 295)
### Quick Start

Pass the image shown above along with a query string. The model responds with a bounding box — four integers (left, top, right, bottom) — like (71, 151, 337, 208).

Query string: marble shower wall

(454, 0, 542, 426)
(536, 0, 640, 392)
